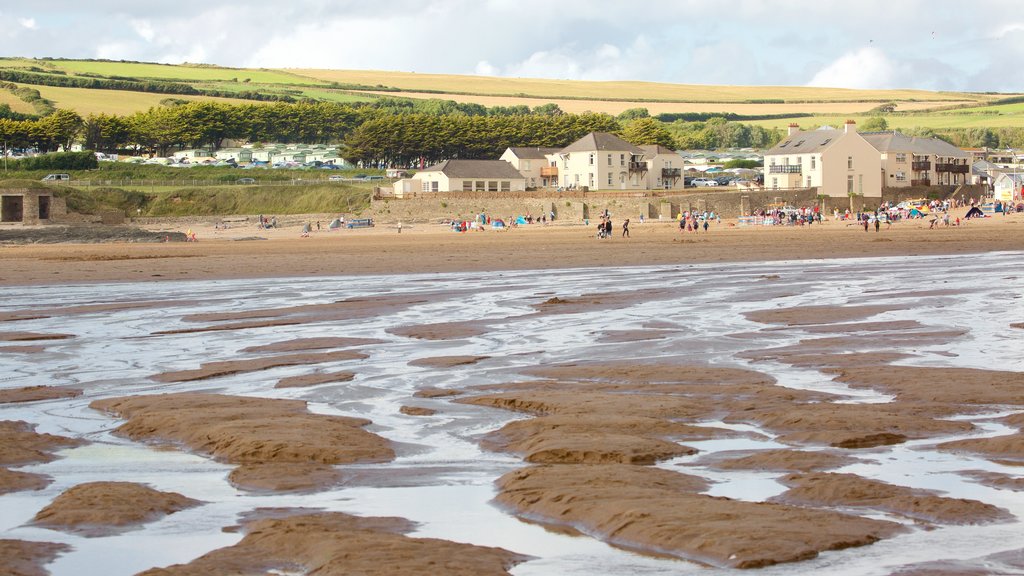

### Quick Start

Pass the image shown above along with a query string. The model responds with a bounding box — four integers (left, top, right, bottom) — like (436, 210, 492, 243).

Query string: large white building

(391, 159, 527, 197)
(763, 121, 882, 198)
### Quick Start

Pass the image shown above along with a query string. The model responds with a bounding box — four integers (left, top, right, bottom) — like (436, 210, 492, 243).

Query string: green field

(0, 58, 323, 85)
(748, 101, 1024, 130)
(22, 83, 265, 115)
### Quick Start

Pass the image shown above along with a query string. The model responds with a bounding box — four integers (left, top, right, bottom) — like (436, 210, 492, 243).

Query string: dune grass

(144, 184, 371, 216)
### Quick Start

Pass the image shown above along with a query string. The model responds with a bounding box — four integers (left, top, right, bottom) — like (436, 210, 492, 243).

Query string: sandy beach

(1, 210, 1024, 575)
(1, 208, 1022, 285)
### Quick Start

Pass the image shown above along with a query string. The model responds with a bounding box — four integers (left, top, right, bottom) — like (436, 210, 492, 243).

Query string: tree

(617, 107, 650, 121)
(532, 103, 563, 116)
(621, 118, 676, 148)
(860, 116, 889, 132)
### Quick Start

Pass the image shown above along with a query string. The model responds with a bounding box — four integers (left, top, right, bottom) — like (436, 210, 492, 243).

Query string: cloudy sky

(5, 0, 1024, 92)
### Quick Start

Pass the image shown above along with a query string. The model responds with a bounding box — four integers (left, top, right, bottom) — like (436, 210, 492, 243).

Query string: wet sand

(2, 214, 1024, 575)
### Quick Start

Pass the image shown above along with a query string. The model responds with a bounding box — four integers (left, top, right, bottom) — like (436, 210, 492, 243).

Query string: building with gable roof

(391, 159, 526, 197)
(549, 132, 649, 191)
(499, 147, 561, 189)
(639, 144, 683, 189)
(763, 121, 882, 198)
(860, 131, 971, 188)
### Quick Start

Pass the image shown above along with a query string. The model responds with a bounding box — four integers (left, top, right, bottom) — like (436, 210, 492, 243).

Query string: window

(463, 180, 473, 191)
(589, 153, 595, 165)
(895, 171, 906, 182)
(607, 172, 612, 186)
(810, 156, 816, 170)
(895, 153, 906, 163)
(794, 140, 805, 147)
(488, 181, 498, 192)
(779, 141, 790, 148)
(421, 180, 432, 192)
(608, 154, 612, 166)
(847, 175, 854, 194)
(475, 181, 484, 190)
(620, 154, 625, 166)
(772, 177, 778, 189)
(806, 176, 812, 187)
(620, 173, 626, 184)
(821, 138, 831, 146)
(848, 156, 853, 169)
(858, 174, 863, 194)
(588, 173, 594, 187)
(500, 181, 511, 192)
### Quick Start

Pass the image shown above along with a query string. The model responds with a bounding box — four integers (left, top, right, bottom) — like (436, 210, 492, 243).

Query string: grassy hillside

(291, 68, 986, 104)
(0, 88, 36, 114)
(1, 57, 1022, 132)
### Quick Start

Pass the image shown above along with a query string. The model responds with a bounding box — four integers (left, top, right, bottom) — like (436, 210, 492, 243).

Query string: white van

(41, 174, 70, 181)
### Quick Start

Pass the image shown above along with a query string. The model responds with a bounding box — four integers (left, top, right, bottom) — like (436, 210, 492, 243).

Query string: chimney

(788, 123, 800, 136)
(844, 120, 857, 134)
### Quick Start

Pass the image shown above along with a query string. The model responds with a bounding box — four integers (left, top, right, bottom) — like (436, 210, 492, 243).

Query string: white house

(763, 121, 882, 198)
(499, 147, 560, 189)
(992, 172, 1024, 203)
(392, 159, 526, 197)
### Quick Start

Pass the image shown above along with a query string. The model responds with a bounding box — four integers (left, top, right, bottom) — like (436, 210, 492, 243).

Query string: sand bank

(33, 482, 200, 536)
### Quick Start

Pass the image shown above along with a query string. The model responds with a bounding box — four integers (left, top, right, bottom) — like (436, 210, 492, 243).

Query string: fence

(52, 178, 386, 188)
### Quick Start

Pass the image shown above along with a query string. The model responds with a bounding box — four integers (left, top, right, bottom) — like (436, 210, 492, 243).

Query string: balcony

(912, 161, 931, 171)
(540, 166, 558, 177)
(935, 163, 969, 174)
(628, 161, 648, 172)
(768, 164, 802, 174)
(911, 179, 931, 187)
(662, 168, 682, 178)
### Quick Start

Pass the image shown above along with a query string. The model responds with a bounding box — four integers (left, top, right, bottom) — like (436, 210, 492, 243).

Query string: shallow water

(1, 251, 1023, 575)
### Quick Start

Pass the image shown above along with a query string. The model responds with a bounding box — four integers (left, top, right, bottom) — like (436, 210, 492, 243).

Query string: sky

(5, 0, 1024, 93)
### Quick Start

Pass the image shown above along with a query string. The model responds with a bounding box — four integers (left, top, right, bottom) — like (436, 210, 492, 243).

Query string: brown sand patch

(387, 322, 487, 340)
(242, 337, 384, 354)
(0, 386, 83, 404)
(744, 305, 896, 326)
(529, 288, 675, 316)
(939, 432, 1024, 463)
(408, 355, 490, 368)
(522, 361, 778, 388)
(90, 393, 394, 491)
(701, 449, 855, 472)
(742, 348, 913, 369)
(961, 470, 1024, 492)
(496, 464, 904, 568)
(152, 350, 367, 382)
(152, 318, 304, 335)
(137, 510, 527, 575)
(0, 539, 71, 576)
(476, 414, 726, 464)
(0, 345, 46, 353)
(791, 320, 926, 334)
(831, 366, 1024, 406)
(1011, 322, 1024, 329)
(0, 420, 86, 466)
(775, 473, 1011, 525)
(0, 468, 51, 495)
(33, 481, 200, 537)
(413, 387, 462, 398)
(726, 403, 972, 447)
(228, 463, 345, 493)
(275, 371, 355, 389)
(0, 332, 73, 342)
(399, 406, 437, 416)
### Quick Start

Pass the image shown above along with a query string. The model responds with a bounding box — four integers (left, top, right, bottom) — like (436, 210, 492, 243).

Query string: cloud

(18, 17, 37, 30)
(807, 47, 901, 89)
(131, 19, 155, 42)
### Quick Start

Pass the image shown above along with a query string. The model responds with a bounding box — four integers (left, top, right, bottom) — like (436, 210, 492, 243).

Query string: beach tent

(908, 208, 924, 218)
(492, 219, 506, 229)
(328, 218, 342, 229)
(965, 206, 985, 219)
(515, 216, 528, 225)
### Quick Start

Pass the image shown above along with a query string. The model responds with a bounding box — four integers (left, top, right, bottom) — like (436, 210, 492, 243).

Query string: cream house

(639, 144, 683, 189)
(552, 132, 649, 191)
(861, 131, 971, 188)
(763, 121, 882, 198)
(391, 159, 526, 197)
(499, 147, 560, 189)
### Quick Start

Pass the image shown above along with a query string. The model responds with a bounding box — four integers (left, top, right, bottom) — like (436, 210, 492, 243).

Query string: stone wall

(367, 184, 992, 224)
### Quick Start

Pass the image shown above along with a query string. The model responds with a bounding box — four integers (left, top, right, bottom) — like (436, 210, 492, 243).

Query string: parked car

(328, 175, 344, 181)
(41, 173, 70, 181)
(691, 178, 719, 187)
(236, 178, 256, 184)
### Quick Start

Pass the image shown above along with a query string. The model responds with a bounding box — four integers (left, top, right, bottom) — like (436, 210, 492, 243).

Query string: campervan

(41, 174, 70, 181)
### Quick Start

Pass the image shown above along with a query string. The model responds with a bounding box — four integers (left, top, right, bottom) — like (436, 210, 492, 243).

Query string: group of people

(677, 210, 717, 233)
(257, 214, 277, 229)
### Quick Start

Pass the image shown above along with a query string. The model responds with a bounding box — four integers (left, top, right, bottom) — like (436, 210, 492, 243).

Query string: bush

(13, 151, 98, 170)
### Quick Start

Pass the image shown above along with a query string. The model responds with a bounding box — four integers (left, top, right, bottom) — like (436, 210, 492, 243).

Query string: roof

(639, 144, 679, 156)
(506, 147, 560, 159)
(764, 127, 842, 155)
(420, 159, 526, 179)
(560, 132, 644, 154)
(861, 131, 969, 158)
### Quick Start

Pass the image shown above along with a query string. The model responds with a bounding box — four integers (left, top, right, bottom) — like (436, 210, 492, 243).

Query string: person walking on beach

(863, 218, 869, 232)
(622, 218, 630, 238)
(398, 221, 403, 234)
(874, 217, 880, 232)
(703, 219, 709, 233)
